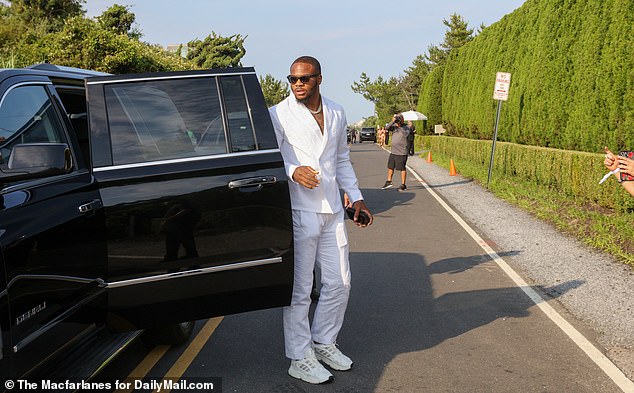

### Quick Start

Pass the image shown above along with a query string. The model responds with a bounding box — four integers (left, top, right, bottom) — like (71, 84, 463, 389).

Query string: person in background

(378, 126, 386, 147)
(269, 55, 373, 385)
(406, 121, 416, 156)
(603, 147, 634, 196)
(381, 113, 410, 191)
(384, 123, 390, 145)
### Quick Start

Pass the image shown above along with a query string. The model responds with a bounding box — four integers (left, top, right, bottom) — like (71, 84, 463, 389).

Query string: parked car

(0, 64, 294, 381)
(360, 127, 377, 143)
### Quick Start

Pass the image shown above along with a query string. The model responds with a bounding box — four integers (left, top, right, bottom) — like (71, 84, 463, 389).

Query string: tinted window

(220, 76, 256, 152)
(105, 77, 226, 165)
(0, 85, 67, 165)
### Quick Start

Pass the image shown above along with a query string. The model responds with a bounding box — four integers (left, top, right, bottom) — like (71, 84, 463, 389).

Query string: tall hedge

(421, 0, 634, 153)
(416, 64, 444, 133)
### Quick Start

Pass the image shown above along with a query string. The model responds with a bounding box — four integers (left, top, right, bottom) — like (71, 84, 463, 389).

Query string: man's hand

(292, 166, 320, 189)
(352, 200, 373, 227)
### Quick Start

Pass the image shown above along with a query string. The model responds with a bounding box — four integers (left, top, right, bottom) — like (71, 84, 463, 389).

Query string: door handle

(78, 199, 102, 214)
(228, 176, 277, 191)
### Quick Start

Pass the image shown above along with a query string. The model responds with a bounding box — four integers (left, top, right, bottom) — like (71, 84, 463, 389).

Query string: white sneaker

(313, 343, 353, 371)
(288, 348, 334, 384)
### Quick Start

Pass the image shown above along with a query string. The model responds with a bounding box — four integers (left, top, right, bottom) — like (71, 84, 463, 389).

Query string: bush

(419, 135, 634, 212)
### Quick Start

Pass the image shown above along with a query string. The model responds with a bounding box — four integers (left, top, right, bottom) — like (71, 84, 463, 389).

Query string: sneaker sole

(288, 367, 334, 384)
(381, 185, 393, 189)
(314, 353, 353, 371)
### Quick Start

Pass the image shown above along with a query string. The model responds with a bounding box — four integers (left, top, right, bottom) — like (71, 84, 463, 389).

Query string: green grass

(426, 151, 634, 267)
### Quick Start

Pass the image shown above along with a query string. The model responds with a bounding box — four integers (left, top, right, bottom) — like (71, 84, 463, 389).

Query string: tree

(59, 18, 189, 73)
(187, 32, 246, 69)
(96, 4, 141, 39)
(425, 13, 474, 69)
(7, 0, 84, 23)
(259, 74, 289, 107)
(351, 72, 405, 124)
(400, 55, 431, 110)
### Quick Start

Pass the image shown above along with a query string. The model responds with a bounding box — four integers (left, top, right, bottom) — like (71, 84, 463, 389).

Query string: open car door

(85, 68, 294, 330)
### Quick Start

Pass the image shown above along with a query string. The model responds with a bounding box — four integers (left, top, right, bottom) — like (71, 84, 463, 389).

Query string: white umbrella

(401, 110, 427, 121)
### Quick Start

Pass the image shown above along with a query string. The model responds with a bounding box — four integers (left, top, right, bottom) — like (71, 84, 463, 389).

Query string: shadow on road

(427, 251, 521, 275)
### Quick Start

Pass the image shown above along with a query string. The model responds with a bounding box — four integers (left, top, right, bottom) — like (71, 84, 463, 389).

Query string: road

(98, 143, 632, 393)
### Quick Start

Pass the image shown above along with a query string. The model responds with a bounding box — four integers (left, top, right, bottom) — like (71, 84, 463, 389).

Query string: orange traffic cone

(449, 159, 457, 176)
(426, 151, 433, 163)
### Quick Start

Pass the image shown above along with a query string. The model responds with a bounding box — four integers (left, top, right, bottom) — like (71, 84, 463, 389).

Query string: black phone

(345, 207, 370, 225)
(618, 151, 634, 181)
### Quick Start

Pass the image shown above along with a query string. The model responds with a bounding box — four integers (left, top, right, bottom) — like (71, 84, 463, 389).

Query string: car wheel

(142, 321, 195, 345)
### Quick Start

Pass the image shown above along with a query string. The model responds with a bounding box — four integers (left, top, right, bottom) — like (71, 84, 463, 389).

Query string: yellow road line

(153, 317, 224, 393)
(114, 345, 170, 393)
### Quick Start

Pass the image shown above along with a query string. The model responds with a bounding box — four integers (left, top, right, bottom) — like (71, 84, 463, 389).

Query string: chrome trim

(93, 148, 281, 172)
(1, 170, 84, 194)
(0, 81, 52, 109)
(0, 274, 106, 300)
(86, 70, 256, 85)
(106, 257, 283, 289)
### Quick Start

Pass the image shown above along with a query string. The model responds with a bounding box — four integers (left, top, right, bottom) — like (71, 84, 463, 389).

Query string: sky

(85, 0, 527, 123)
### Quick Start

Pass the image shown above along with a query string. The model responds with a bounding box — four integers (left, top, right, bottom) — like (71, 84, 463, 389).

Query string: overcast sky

(85, 0, 526, 123)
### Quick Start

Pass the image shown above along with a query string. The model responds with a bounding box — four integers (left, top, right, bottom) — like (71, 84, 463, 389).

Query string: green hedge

(419, 135, 634, 212)
(416, 65, 444, 134)
(420, 0, 634, 152)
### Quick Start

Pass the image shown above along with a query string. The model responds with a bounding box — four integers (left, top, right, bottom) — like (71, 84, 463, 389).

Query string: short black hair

(291, 56, 321, 74)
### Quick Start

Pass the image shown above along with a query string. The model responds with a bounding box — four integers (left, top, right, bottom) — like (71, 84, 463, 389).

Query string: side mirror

(0, 143, 72, 183)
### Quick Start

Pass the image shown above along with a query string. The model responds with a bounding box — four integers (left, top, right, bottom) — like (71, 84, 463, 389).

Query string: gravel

(405, 151, 634, 380)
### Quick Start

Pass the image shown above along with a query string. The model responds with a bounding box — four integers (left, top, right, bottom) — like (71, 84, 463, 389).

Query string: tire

(142, 321, 195, 345)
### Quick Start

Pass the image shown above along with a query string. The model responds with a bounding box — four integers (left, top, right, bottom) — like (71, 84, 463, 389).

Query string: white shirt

(269, 95, 363, 213)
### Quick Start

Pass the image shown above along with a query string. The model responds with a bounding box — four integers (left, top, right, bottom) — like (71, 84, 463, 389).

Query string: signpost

(487, 72, 511, 188)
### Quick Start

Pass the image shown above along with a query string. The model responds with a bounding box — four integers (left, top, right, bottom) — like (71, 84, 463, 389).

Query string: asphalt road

(98, 142, 631, 393)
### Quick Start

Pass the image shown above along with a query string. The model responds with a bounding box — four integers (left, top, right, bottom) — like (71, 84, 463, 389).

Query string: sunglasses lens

(287, 74, 317, 84)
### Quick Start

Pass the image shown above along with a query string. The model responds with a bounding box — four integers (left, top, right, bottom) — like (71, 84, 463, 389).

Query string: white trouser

(284, 209, 351, 359)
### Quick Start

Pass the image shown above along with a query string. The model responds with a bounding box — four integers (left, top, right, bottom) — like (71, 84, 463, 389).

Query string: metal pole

(487, 100, 502, 189)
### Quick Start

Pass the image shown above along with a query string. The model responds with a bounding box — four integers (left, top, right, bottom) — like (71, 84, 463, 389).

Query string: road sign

(488, 71, 511, 188)
(493, 72, 511, 101)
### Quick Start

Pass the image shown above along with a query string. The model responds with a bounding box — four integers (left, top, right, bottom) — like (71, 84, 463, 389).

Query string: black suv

(360, 127, 377, 143)
(0, 64, 293, 381)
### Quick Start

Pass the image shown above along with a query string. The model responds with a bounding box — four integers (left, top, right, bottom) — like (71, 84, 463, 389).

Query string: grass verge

(427, 151, 634, 267)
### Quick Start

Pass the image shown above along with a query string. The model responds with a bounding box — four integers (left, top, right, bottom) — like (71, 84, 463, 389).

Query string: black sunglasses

(286, 73, 320, 84)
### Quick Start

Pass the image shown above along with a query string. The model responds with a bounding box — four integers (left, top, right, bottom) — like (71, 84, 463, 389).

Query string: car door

(0, 77, 107, 378)
(85, 68, 294, 330)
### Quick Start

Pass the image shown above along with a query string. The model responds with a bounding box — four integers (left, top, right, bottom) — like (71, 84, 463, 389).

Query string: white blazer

(269, 95, 363, 213)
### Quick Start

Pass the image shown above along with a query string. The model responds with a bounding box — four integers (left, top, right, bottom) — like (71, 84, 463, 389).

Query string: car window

(104, 77, 227, 165)
(0, 85, 67, 166)
(220, 76, 256, 152)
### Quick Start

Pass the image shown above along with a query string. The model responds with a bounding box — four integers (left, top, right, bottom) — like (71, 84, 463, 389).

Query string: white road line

(407, 164, 634, 393)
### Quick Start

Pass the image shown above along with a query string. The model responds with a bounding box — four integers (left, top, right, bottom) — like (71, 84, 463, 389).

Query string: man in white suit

(269, 56, 373, 384)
